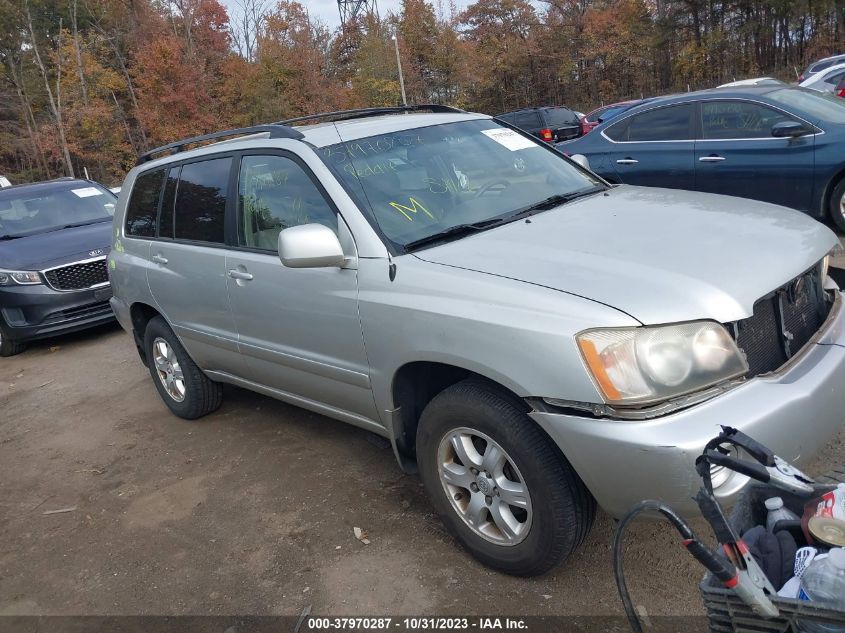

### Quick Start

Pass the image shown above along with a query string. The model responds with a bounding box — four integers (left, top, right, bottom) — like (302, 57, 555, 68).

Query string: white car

(718, 77, 784, 88)
(800, 62, 845, 95)
(0, 176, 12, 188)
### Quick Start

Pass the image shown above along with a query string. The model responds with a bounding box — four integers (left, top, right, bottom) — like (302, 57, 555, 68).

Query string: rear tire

(830, 178, 845, 233)
(416, 379, 595, 576)
(143, 316, 222, 419)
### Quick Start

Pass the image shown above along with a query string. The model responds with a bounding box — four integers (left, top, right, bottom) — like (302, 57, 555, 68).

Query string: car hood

(413, 186, 838, 325)
(1, 220, 112, 271)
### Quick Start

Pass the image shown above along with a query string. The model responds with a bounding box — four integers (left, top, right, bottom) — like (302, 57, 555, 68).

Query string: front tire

(0, 331, 26, 357)
(143, 316, 222, 419)
(830, 178, 845, 233)
(416, 379, 595, 576)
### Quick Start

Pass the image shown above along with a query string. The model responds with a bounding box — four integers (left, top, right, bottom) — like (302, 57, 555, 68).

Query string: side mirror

(771, 121, 809, 138)
(278, 223, 345, 268)
(570, 154, 591, 170)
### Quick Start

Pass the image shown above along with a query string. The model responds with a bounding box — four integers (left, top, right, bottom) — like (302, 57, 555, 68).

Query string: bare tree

(24, 0, 74, 176)
(229, 0, 269, 61)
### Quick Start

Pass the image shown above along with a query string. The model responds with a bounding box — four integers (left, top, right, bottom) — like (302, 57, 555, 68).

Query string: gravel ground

(0, 322, 843, 622)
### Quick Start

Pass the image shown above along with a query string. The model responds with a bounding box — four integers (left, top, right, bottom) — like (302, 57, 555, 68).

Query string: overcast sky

(219, 0, 471, 31)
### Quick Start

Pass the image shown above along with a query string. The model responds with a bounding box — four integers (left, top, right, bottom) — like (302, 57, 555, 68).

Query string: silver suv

(110, 106, 845, 576)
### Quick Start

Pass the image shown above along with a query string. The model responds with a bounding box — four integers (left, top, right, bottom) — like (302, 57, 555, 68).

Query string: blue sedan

(558, 86, 845, 230)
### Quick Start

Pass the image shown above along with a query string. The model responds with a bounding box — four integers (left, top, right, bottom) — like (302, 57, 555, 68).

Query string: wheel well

(129, 302, 161, 366)
(823, 167, 845, 219)
(390, 362, 526, 466)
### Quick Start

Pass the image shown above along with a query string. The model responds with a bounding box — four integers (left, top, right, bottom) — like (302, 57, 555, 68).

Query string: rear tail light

(580, 120, 590, 136)
(799, 74, 805, 82)
(838, 88, 845, 98)
(540, 128, 553, 142)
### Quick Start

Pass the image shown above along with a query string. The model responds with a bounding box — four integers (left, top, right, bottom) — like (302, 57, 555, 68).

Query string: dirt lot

(1, 323, 844, 622)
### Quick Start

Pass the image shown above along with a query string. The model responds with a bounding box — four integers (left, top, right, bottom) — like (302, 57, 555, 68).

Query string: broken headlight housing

(0, 269, 42, 285)
(576, 321, 748, 407)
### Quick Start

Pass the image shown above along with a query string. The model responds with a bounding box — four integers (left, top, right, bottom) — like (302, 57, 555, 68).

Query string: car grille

(43, 257, 109, 291)
(42, 301, 113, 324)
(730, 265, 830, 377)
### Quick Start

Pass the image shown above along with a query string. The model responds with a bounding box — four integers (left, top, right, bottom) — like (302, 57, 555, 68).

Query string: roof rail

(137, 124, 305, 165)
(277, 104, 465, 126)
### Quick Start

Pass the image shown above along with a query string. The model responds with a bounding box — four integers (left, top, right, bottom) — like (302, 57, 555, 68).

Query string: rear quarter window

(125, 169, 165, 237)
(174, 157, 231, 244)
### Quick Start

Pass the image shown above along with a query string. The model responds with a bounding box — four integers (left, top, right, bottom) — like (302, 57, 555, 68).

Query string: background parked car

(497, 106, 581, 142)
(718, 77, 785, 87)
(800, 62, 845, 95)
(580, 100, 647, 135)
(0, 178, 116, 356)
(799, 53, 845, 82)
(558, 85, 845, 230)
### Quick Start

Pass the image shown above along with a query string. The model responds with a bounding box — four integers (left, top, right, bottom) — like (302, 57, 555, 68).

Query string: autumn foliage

(0, 0, 842, 186)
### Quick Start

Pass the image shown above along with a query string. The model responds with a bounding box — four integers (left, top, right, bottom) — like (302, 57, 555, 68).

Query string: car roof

(810, 53, 845, 68)
(815, 62, 845, 77)
(0, 177, 97, 198)
(497, 105, 574, 115)
(298, 111, 489, 147)
(617, 85, 795, 111)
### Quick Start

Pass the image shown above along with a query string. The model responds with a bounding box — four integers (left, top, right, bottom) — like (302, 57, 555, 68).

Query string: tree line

(0, 0, 842, 186)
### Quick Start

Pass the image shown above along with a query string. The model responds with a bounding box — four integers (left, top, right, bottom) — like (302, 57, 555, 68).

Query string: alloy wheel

(152, 337, 186, 402)
(437, 427, 532, 546)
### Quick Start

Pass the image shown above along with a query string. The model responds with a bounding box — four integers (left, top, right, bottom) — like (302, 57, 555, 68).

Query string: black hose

(612, 500, 698, 633)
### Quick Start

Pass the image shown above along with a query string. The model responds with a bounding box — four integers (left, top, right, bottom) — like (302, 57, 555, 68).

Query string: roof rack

(137, 124, 305, 165)
(277, 104, 464, 126)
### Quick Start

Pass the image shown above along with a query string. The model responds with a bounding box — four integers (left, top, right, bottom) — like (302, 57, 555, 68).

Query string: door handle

(616, 158, 639, 165)
(699, 155, 726, 162)
(227, 269, 254, 281)
(151, 254, 168, 265)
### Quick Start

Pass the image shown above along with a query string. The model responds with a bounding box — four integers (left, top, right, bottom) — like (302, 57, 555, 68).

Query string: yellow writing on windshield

(389, 197, 434, 222)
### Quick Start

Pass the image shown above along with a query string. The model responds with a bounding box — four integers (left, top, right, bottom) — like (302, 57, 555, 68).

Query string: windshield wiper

(403, 218, 503, 251)
(0, 234, 20, 240)
(403, 187, 605, 252)
(508, 187, 604, 219)
(59, 219, 110, 229)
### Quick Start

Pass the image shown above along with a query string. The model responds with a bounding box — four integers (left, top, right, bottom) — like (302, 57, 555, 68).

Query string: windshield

(0, 183, 115, 238)
(767, 88, 845, 124)
(320, 119, 603, 250)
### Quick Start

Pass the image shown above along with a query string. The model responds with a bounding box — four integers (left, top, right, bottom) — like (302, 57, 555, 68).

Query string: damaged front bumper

(530, 291, 845, 519)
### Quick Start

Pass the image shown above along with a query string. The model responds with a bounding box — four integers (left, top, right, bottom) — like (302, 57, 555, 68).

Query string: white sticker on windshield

(481, 128, 537, 151)
(71, 187, 103, 198)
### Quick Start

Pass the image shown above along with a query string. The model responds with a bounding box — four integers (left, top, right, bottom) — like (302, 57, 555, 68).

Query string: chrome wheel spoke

(482, 443, 506, 474)
(441, 462, 474, 489)
(490, 498, 521, 540)
(465, 492, 487, 527)
(450, 434, 483, 470)
(497, 479, 529, 509)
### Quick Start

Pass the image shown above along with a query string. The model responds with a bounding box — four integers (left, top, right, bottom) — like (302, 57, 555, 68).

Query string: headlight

(824, 243, 845, 282)
(0, 270, 42, 285)
(577, 321, 748, 406)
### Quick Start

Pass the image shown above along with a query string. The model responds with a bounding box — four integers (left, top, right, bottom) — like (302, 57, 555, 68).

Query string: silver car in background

(109, 107, 845, 576)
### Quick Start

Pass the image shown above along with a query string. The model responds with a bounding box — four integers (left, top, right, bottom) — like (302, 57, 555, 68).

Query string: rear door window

(511, 111, 543, 130)
(610, 104, 693, 142)
(174, 157, 231, 244)
(126, 169, 165, 238)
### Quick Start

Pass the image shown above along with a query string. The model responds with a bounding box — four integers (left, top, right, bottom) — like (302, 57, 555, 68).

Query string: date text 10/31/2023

(307, 617, 529, 631)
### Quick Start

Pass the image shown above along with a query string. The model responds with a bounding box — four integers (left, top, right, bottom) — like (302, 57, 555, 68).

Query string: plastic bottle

(765, 496, 800, 532)
(798, 548, 845, 633)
